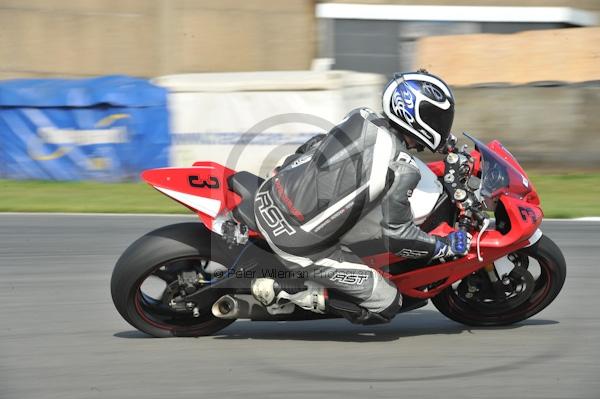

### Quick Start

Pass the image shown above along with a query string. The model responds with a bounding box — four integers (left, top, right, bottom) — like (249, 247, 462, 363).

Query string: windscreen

(464, 133, 531, 209)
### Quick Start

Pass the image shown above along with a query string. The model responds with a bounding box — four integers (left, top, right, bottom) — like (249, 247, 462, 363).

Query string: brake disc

(458, 266, 535, 313)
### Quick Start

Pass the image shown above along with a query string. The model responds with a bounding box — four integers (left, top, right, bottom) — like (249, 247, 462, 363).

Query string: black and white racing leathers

(253, 108, 438, 318)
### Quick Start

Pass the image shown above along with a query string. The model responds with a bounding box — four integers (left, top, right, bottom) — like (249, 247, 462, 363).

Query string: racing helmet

(382, 70, 455, 152)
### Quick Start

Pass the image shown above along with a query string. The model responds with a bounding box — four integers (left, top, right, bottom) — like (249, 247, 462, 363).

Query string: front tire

(432, 235, 566, 326)
(111, 222, 237, 337)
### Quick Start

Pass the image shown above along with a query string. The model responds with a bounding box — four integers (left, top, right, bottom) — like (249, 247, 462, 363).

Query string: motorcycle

(110, 133, 566, 337)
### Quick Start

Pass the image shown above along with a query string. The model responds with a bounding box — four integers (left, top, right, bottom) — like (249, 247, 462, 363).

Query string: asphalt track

(0, 214, 599, 399)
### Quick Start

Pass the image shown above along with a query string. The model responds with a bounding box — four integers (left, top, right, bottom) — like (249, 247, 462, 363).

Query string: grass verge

(0, 173, 598, 218)
(0, 180, 188, 214)
(527, 173, 600, 219)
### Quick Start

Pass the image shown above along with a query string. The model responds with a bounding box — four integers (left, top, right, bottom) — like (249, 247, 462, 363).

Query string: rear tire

(432, 235, 566, 326)
(111, 222, 237, 337)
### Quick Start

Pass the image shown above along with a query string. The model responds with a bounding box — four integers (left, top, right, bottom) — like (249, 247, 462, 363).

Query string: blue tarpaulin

(0, 75, 170, 181)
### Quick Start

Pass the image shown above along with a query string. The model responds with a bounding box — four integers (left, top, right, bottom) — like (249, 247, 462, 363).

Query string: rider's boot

(325, 290, 402, 325)
(251, 278, 326, 314)
(251, 278, 401, 324)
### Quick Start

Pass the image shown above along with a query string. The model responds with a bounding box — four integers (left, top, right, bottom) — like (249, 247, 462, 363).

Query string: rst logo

(189, 175, 220, 189)
(255, 191, 296, 237)
(330, 271, 369, 285)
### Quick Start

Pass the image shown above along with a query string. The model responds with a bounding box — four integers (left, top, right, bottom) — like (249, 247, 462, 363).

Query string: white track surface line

(0, 212, 197, 217)
(1, 212, 599, 221)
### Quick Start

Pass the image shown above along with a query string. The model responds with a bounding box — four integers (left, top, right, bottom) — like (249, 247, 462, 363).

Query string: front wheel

(110, 222, 237, 337)
(432, 235, 566, 326)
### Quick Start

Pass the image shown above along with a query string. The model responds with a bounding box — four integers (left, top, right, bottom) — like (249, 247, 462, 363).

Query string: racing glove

(432, 230, 472, 261)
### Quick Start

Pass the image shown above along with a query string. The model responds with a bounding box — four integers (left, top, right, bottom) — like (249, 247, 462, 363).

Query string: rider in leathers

(251, 71, 470, 324)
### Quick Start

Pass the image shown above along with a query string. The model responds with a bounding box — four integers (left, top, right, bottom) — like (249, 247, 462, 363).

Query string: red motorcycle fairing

(367, 138, 543, 299)
(141, 140, 543, 301)
(141, 161, 241, 229)
(384, 195, 542, 299)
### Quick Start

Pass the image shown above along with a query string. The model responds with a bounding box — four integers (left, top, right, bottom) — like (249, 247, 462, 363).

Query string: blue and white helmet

(382, 71, 455, 152)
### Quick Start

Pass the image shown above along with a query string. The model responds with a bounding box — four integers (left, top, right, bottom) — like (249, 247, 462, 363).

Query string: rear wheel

(111, 222, 238, 337)
(432, 235, 566, 326)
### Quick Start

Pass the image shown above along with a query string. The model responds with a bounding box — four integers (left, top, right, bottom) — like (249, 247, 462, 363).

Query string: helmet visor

(418, 101, 454, 138)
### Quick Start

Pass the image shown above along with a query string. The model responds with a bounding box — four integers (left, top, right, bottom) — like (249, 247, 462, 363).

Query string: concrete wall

(324, 18, 575, 78)
(156, 71, 385, 175)
(448, 85, 600, 169)
(0, 0, 316, 79)
(415, 27, 600, 86)
(320, 0, 600, 12)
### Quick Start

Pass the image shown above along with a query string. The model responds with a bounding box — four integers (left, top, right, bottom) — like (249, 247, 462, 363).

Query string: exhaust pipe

(211, 295, 240, 319)
(211, 294, 336, 321)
